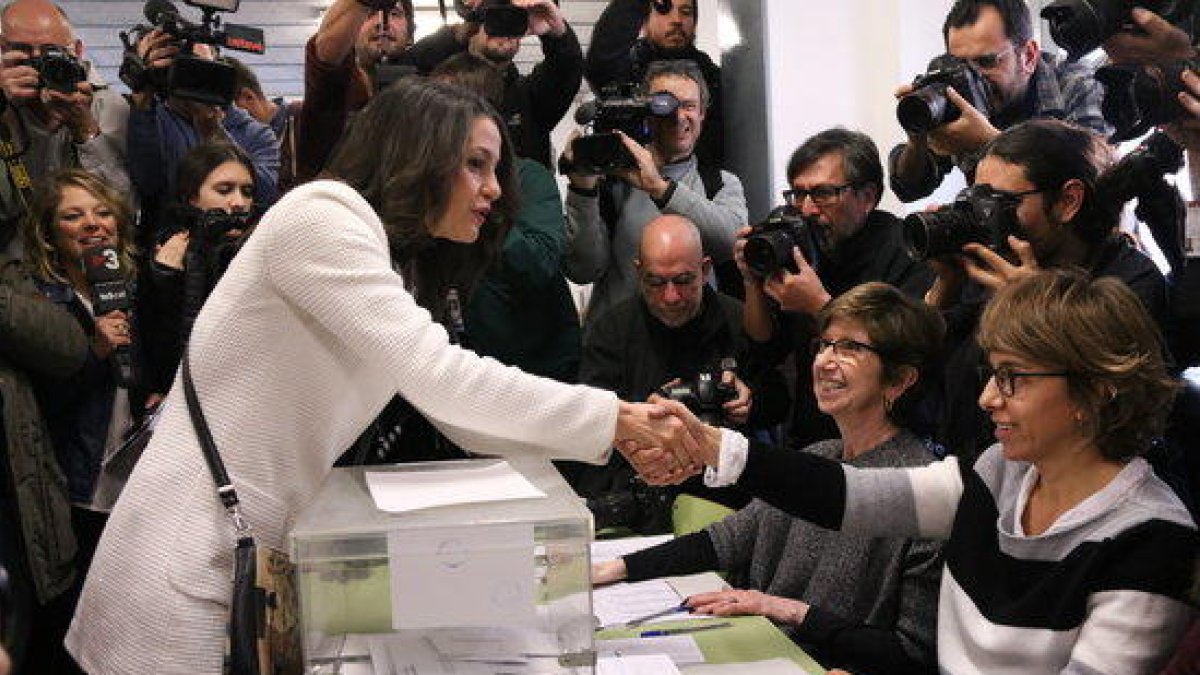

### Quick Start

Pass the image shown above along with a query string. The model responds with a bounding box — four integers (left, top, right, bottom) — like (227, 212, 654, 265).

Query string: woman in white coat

(65, 79, 690, 673)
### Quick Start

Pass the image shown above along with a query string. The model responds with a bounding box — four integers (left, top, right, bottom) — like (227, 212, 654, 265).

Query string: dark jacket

(562, 285, 789, 532)
(584, 0, 724, 170)
(0, 259, 88, 603)
(403, 25, 584, 169)
(464, 159, 581, 382)
(294, 36, 372, 184)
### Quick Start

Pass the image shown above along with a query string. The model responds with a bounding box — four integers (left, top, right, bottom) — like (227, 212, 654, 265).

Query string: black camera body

(586, 477, 674, 533)
(897, 56, 991, 135)
(1042, 0, 1198, 62)
(177, 207, 253, 339)
(1095, 59, 1198, 141)
(464, 0, 530, 38)
(743, 206, 821, 279)
(564, 84, 680, 175)
(902, 184, 1022, 261)
(658, 359, 738, 427)
(30, 46, 87, 94)
(1101, 130, 1185, 203)
(124, 0, 266, 106)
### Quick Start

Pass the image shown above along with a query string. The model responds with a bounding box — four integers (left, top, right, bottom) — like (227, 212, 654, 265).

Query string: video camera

(120, 0, 266, 106)
(1095, 59, 1199, 141)
(562, 84, 680, 175)
(902, 184, 1024, 261)
(1042, 0, 1198, 62)
(657, 358, 738, 427)
(29, 46, 87, 95)
(742, 206, 822, 279)
(461, 0, 530, 38)
(897, 55, 991, 135)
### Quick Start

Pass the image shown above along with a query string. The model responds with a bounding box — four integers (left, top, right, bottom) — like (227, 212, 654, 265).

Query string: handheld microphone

(81, 245, 136, 388)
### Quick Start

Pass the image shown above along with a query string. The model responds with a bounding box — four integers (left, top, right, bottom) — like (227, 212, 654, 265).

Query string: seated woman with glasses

(594, 282, 946, 674)
(649, 269, 1196, 674)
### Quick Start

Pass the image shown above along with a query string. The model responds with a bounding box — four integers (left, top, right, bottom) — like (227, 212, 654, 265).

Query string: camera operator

(889, 0, 1110, 202)
(585, 0, 724, 171)
(1100, 7, 1200, 369)
(138, 142, 255, 399)
(401, 0, 583, 170)
(294, 0, 414, 182)
(0, 0, 131, 259)
(740, 128, 934, 449)
(127, 32, 277, 242)
(926, 119, 1167, 463)
(563, 59, 746, 325)
(560, 214, 788, 534)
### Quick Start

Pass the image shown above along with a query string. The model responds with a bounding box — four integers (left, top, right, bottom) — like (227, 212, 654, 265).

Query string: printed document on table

(597, 635, 706, 666)
(593, 578, 693, 628)
(366, 460, 544, 512)
(597, 653, 682, 675)
(684, 658, 816, 675)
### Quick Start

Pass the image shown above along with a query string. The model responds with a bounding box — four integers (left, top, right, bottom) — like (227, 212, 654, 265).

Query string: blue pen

(638, 621, 732, 638)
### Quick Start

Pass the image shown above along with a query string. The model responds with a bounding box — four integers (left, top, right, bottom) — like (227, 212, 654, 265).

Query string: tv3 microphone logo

(85, 248, 120, 272)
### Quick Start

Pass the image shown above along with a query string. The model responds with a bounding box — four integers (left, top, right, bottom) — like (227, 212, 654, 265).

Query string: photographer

(562, 215, 788, 534)
(742, 129, 933, 449)
(563, 59, 746, 324)
(294, 0, 414, 182)
(127, 31, 277, 241)
(585, 0, 724, 170)
(889, 0, 1110, 202)
(403, 0, 583, 169)
(0, 0, 130, 259)
(926, 119, 1167, 464)
(138, 142, 255, 399)
(1101, 7, 1200, 369)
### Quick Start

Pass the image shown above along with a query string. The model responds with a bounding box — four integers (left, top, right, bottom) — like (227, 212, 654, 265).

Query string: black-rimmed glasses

(641, 271, 699, 290)
(783, 183, 857, 207)
(811, 337, 880, 360)
(978, 365, 1071, 398)
(963, 44, 1014, 70)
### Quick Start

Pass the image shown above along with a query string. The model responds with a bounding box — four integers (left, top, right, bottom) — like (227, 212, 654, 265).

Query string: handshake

(611, 397, 724, 486)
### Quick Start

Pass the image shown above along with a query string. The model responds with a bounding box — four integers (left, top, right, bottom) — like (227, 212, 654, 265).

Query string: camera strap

(0, 108, 34, 216)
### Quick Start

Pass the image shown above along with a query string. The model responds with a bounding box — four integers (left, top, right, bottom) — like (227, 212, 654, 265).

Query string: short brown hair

(817, 282, 946, 424)
(23, 169, 137, 284)
(977, 269, 1178, 461)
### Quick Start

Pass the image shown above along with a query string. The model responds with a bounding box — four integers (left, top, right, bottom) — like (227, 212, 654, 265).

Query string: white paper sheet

(597, 635, 706, 666)
(591, 535, 673, 563)
(593, 578, 691, 628)
(597, 653, 683, 675)
(684, 658, 816, 675)
(389, 523, 536, 629)
(366, 460, 545, 513)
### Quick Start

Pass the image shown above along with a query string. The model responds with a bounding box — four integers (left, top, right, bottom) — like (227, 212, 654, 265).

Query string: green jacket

(0, 258, 88, 602)
(465, 158, 581, 382)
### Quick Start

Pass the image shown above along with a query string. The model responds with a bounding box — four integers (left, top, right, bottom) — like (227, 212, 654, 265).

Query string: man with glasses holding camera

(889, 0, 1109, 202)
(738, 128, 932, 449)
(563, 59, 746, 325)
(925, 118, 1166, 464)
(0, 0, 130, 258)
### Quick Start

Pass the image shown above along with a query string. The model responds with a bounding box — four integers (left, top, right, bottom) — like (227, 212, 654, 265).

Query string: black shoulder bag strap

(0, 107, 36, 215)
(181, 350, 261, 675)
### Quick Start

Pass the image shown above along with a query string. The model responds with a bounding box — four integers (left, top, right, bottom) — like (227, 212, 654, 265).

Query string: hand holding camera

(1103, 7, 1196, 64)
(0, 42, 88, 102)
(513, 0, 566, 38)
(613, 130, 672, 199)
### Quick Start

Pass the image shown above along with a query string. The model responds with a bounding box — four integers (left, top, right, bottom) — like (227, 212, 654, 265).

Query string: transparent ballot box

(289, 457, 595, 674)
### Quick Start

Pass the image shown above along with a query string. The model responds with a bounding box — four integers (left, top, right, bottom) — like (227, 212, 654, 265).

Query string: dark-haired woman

(656, 270, 1197, 674)
(67, 78, 692, 674)
(140, 142, 258, 398)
